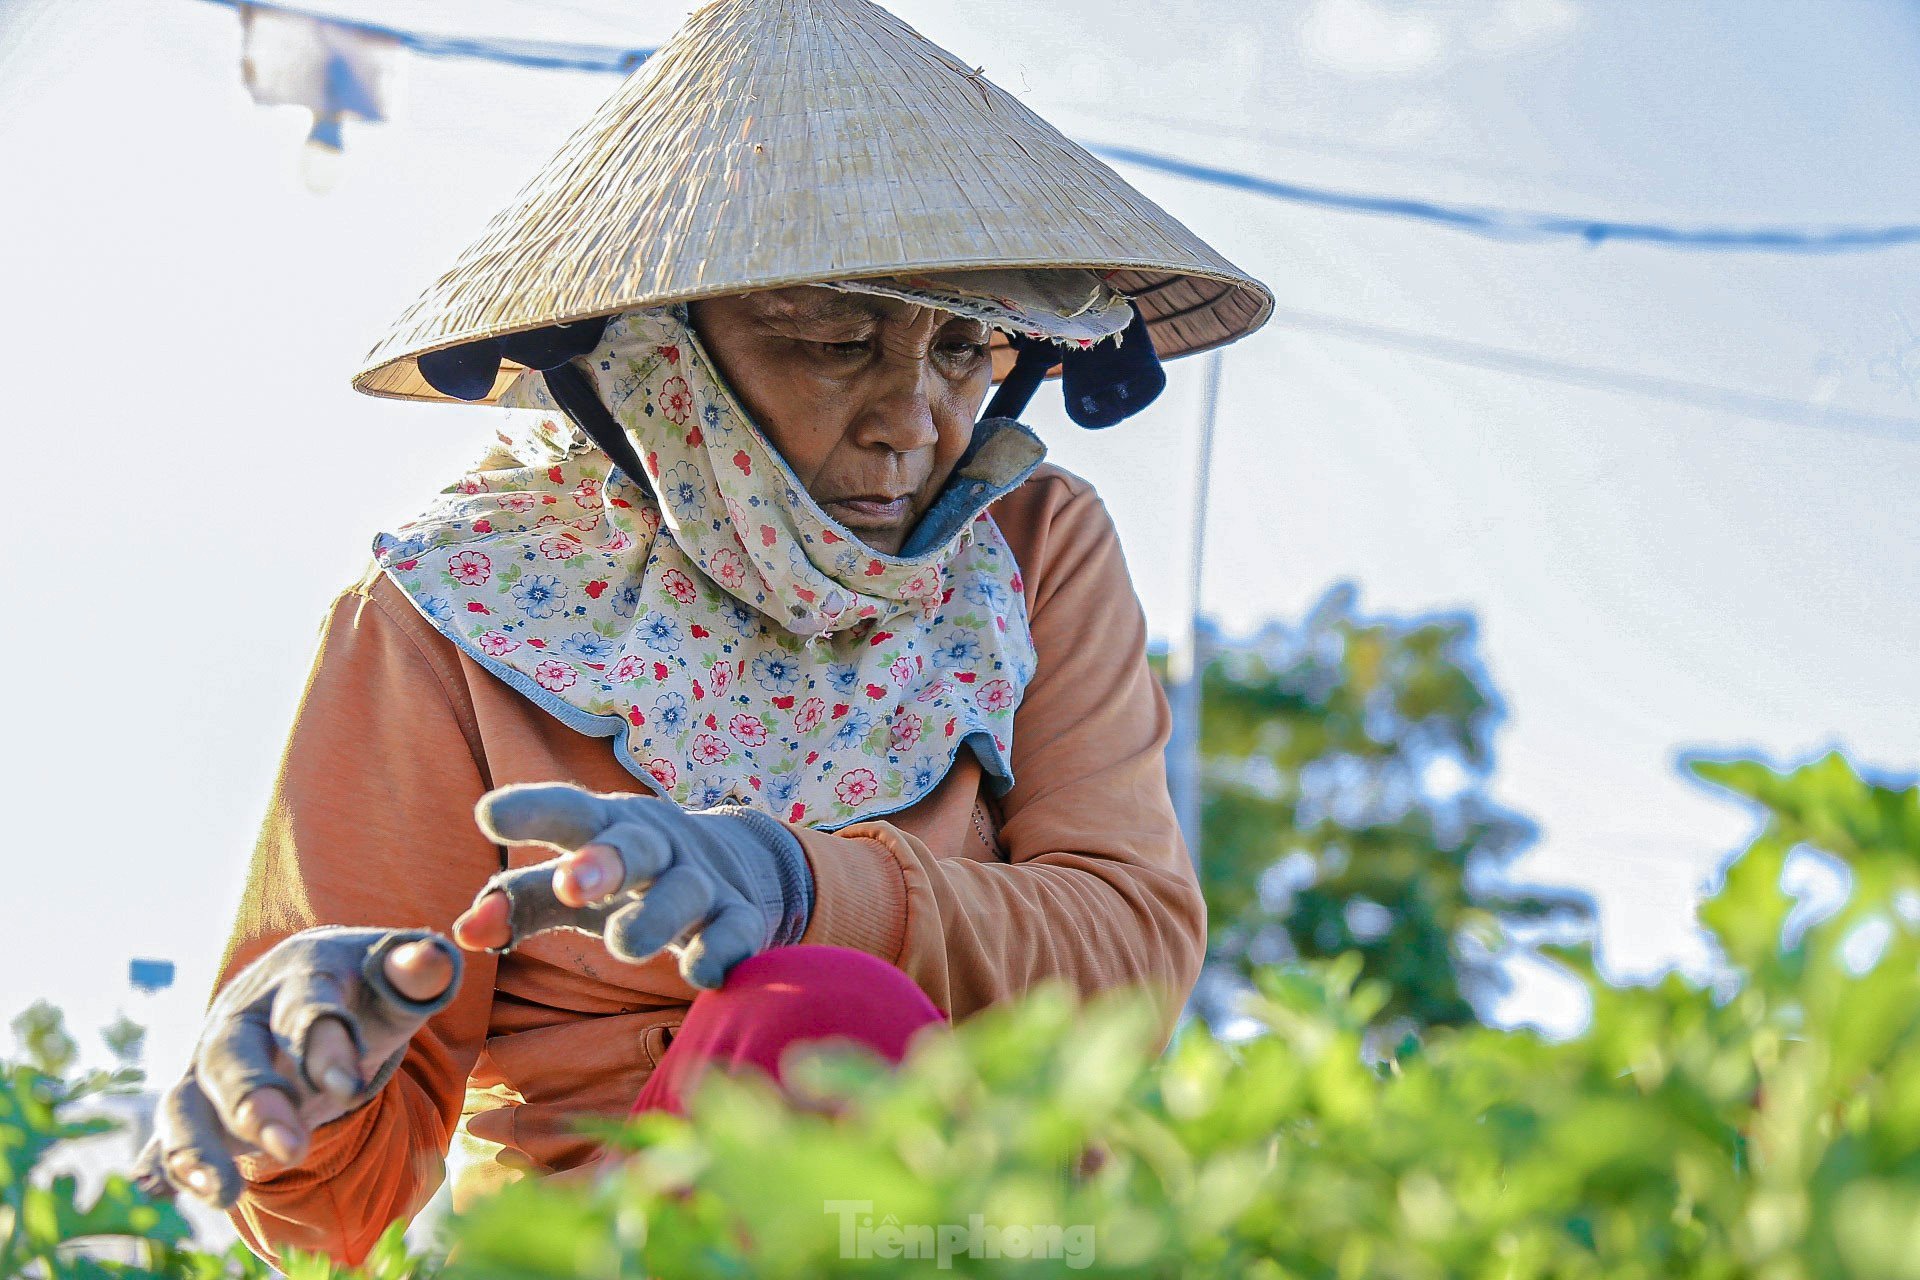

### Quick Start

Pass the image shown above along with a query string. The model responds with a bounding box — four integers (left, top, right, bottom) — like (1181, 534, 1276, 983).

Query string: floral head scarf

(373, 306, 1044, 830)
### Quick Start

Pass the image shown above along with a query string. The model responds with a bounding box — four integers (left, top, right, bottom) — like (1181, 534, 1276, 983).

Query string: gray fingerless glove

(133, 926, 461, 1208)
(472, 784, 814, 988)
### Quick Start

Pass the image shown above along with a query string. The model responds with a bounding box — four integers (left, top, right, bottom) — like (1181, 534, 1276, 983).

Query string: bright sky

(2, 0, 1916, 1077)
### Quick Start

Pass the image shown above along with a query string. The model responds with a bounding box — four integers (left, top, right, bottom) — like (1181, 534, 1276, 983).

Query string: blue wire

(194, 0, 653, 74)
(1086, 143, 1920, 254)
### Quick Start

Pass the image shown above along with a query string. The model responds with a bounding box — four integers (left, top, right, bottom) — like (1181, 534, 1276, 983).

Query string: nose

(849, 359, 941, 456)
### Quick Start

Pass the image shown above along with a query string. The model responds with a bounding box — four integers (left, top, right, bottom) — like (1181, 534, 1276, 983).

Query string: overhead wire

(1259, 304, 1919, 442)
(1086, 142, 1920, 254)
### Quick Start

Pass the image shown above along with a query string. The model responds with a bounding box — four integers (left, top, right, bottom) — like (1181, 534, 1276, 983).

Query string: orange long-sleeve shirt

(217, 463, 1205, 1264)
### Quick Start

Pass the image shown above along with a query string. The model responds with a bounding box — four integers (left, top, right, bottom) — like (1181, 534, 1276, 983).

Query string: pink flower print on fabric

(709, 547, 748, 590)
(977, 680, 1016, 713)
(729, 714, 769, 747)
(661, 569, 699, 604)
(835, 769, 880, 809)
(660, 375, 693, 425)
(794, 698, 826, 735)
(447, 551, 492, 585)
(539, 531, 584, 561)
(534, 660, 578, 693)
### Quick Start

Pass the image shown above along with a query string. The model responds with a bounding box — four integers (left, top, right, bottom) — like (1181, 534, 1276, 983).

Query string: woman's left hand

(452, 783, 813, 988)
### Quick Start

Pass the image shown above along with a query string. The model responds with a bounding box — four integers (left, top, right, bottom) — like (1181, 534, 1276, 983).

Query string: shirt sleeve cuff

(784, 823, 910, 963)
(714, 805, 815, 947)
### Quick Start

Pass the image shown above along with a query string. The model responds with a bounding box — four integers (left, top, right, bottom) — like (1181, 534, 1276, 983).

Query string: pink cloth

(630, 944, 948, 1116)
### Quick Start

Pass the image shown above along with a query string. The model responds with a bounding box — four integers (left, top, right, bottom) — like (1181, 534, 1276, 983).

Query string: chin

(856, 531, 907, 556)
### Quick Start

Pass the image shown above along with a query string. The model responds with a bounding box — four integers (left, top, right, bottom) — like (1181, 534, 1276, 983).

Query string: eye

(818, 340, 871, 358)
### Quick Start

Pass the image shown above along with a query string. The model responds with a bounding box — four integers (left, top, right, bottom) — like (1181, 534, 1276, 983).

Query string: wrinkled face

(688, 286, 994, 556)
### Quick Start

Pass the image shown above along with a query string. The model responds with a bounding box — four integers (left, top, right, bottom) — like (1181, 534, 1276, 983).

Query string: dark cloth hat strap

(983, 306, 1166, 429)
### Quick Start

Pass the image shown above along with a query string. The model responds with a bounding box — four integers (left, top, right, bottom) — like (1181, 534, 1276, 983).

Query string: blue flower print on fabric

(641, 614, 683, 654)
(561, 632, 618, 662)
(660, 462, 706, 519)
(515, 574, 568, 619)
(752, 650, 801, 694)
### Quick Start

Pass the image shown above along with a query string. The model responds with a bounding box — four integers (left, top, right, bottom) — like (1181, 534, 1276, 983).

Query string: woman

(137, 0, 1271, 1265)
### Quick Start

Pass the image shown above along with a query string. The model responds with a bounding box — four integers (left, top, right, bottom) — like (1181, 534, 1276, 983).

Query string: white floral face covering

(374, 307, 1044, 830)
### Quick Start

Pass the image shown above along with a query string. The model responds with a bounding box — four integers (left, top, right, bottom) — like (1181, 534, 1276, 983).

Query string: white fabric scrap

(239, 5, 398, 133)
(824, 269, 1134, 346)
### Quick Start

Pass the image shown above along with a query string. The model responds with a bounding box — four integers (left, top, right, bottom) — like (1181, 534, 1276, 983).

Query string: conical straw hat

(353, 0, 1274, 404)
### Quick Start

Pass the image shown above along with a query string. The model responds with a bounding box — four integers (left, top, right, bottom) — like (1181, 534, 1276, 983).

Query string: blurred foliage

(1180, 584, 1594, 1028)
(97, 1021, 143, 1077)
(1, 1007, 194, 1279)
(9, 1007, 77, 1083)
(0, 1023, 408, 1279)
(7, 751, 1920, 1277)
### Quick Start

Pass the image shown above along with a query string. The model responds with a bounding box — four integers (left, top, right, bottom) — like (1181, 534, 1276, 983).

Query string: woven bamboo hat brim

(353, 0, 1274, 404)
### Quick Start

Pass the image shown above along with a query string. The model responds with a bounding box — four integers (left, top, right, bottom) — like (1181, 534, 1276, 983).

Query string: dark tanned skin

(164, 289, 995, 1202)
(680, 287, 994, 556)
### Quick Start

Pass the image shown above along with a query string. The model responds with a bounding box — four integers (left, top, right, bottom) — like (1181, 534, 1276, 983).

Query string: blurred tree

(101, 1013, 146, 1073)
(1184, 582, 1592, 1030)
(11, 999, 78, 1077)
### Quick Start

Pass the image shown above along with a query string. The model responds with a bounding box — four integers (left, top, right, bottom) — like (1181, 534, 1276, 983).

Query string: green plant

(7, 751, 1917, 1278)
(0, 1007, 395, 1279)
(427, 750, 1916, 1278)
(1, 1043, 199, 1277)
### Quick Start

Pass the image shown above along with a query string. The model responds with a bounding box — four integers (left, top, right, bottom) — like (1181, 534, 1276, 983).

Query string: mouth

(823, 494, 913, 527)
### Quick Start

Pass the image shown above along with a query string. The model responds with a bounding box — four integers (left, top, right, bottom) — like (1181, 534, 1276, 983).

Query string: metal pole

(1167, 350, 1223, 870)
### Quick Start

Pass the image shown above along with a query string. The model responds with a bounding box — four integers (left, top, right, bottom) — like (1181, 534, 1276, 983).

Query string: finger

(553, 845, 626, 907)
(194, 1008, 297, 1148)
(472, 858, 620, 950)
(384, 937, 456, 1003)
(264, 966, 360, 1097)
(454, 891, 514, 953)
(233, 1086, 307, 1166)
(603, 864, 716, 964)
(475, 783, 627, 851)
(679, 900, 766, 991)
(356, 932, 464, 1046)
(132, 1133, 175, 1201)
(303, 1016, 363, 1101)
(566, 820, 677, 901)
(154, 1075, 243, 1207)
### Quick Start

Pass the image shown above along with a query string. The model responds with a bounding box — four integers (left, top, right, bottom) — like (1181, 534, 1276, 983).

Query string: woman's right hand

(133, 926, 461, 1208)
